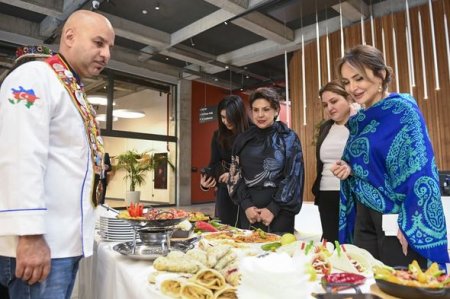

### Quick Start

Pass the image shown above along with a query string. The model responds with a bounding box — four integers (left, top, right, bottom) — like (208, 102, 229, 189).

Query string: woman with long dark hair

(200, 95, 250, 226)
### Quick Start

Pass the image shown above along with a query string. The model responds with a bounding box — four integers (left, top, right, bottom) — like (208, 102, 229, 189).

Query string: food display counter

(70, 202, 450, 299)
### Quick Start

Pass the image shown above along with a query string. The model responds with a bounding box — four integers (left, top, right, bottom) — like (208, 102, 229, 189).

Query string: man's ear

(62, 28, 75, 48)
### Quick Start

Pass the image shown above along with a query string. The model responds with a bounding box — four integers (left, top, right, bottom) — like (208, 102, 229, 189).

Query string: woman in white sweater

(312, 81, 355, 243)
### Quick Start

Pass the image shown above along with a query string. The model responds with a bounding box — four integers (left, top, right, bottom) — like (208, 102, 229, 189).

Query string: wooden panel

(290, 0, 450, 202)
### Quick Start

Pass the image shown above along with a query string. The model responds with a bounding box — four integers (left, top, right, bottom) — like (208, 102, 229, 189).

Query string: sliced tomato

(127, 203, 144, 217)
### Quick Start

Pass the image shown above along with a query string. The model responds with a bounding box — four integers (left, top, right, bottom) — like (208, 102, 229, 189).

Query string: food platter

(118, 216, 188, 229)
(113, 241, 194, 261)
(375, 279, 450, 299)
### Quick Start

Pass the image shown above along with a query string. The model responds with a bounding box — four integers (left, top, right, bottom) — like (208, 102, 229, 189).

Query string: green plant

(114, 150, 173, 191)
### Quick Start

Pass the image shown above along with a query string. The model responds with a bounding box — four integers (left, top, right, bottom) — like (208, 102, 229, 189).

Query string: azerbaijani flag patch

(9, 86, 39, 108)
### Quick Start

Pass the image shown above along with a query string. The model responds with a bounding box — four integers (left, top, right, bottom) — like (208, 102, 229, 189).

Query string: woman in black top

(228, 87, 304, 233)
(200, 95, 250, 226)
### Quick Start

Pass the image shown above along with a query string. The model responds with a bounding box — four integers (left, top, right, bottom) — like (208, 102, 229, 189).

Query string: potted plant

(114, 149, 172, 203)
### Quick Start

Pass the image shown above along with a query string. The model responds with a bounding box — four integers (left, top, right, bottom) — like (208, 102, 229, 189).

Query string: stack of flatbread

(150, 244, 241, 298)
(157, 269, 237, 299)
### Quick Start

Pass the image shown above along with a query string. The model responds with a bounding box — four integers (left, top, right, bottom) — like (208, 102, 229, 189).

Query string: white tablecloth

(72, 238, 168, 299)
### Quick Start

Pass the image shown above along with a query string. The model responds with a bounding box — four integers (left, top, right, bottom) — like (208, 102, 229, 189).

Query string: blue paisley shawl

(227, 121, 304, 215)
(339, 93, 449, 265)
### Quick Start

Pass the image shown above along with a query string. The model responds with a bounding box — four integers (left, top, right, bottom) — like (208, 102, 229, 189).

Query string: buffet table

(70, 200, 450, 299)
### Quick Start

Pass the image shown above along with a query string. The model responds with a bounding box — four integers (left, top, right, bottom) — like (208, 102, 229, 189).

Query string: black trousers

(354, 201, 427, 268)
(317, 191, 340, 244)
(214, 184, 238, 227)
(0, 284, 8, 299)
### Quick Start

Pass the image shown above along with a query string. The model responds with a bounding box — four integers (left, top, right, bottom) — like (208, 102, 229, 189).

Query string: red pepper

(127, 203, 144, 217)
(323, 273, 366, 285)
(322, 273, 366, 292)
(195, 221, 218, 232)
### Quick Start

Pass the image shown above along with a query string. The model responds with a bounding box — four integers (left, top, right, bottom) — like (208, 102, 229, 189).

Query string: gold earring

(378, 85, 382, 92)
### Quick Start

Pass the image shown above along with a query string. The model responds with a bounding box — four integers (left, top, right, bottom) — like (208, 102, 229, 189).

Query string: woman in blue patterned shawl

(227, 87, 304, 233)
(331, 45, 449, 268)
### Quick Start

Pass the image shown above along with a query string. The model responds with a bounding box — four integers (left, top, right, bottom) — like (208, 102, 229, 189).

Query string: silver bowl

(138, 228, 172, 247)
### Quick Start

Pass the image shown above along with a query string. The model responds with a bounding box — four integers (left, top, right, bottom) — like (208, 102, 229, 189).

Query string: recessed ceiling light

(165, 57, 169, 60)
(245, 75, 250, 79)
(96, 114, 118, 122)
(87, 95, 115, 106)
(113, 109, 146, 119)
(214, 78, 219, 82)
(155, 2, 160, 10)
(142, 9, 148, 14)
(225, 65, 229, 69)
(224, 21, 228, 25)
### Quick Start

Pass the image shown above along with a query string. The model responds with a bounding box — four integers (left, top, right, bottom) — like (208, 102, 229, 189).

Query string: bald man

(0, 10, 114, 299)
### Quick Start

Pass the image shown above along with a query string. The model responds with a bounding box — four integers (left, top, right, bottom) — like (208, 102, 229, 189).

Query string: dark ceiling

(0, 0, 420, 91)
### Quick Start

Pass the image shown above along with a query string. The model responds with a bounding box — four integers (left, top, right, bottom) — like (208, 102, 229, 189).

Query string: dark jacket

(228, 121, 304, 216)
(311, 119, 334, 205)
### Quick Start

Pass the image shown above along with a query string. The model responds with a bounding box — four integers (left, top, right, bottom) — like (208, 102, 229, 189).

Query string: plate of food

(203, 228, 280, 244)
(117, 206, 189, 228)
(374, 261, 450, 299)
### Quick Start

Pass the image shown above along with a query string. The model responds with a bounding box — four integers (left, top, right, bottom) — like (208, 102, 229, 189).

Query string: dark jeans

(0, 256, 82, 299)
(317, 190, 340, 244)
(354, 201, 427, 268)
(239, 187, 295, 234)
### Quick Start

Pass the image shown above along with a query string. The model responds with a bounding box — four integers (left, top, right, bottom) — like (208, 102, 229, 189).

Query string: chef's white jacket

(0, 61, 96, 258)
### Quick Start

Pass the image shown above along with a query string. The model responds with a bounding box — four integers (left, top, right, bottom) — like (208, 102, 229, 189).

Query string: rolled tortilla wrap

(214, 285, 237, 299)
(214, 252, 237, 271)
(206, 245, 231, 268)
(160, 277, 186, 298)
(153, 256, 201, 274)
(180, 281, 214, 299)
(186, 248, 208, 266)
(167, 250, 186, 259)
(193, 268, 227, 290)
(219, 263, 240, 287)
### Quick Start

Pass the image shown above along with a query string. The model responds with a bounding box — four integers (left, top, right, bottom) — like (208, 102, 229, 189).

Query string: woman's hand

(397, 229, 408, 256)
(330, 160, 352, 180)
(245, 207, 261, 224)
(200, 174, 216, 190)
(257, 208, 274, 226)
(218, 172, 229, 183)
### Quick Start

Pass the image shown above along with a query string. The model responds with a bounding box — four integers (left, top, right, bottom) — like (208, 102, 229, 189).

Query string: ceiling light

(87, 95, 115, 106)
(224, 65, 229, 69)
(142, 9, 148, 14)
(214, 78, 219, 82)
(155, 2, 160, 10)
(224, 21, 228, 25)
(96, 114, 118, 122)
(245, 75, 250, 79)
(113, 109, 146, 119)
